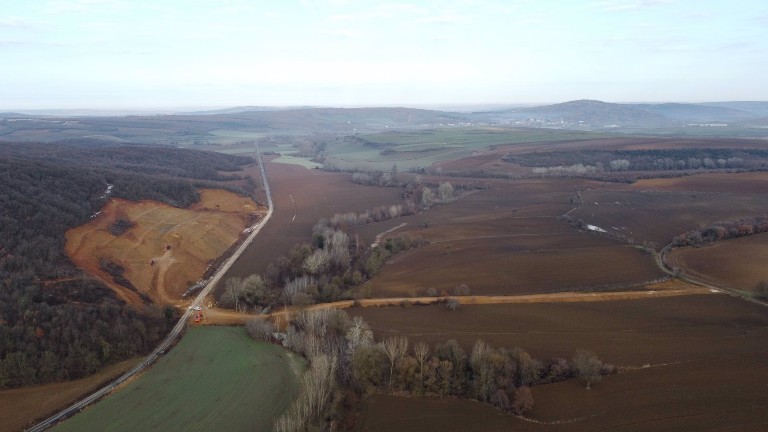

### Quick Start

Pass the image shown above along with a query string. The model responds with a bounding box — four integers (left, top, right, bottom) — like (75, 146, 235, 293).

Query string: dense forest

(0, 141, 253, 388)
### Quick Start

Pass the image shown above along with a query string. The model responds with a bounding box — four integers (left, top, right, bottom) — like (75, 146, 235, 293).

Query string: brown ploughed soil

(354, 293, 768, 432)
(571, 186, 767, 248)
(667, 232, 768, 293)
(631, 171, 768, 194)
(0, 358, 141, 432)
(351, 179, 664, 297)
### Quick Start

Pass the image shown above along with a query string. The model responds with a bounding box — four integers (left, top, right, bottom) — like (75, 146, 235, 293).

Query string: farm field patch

(570, 188, 767, 248)
(358, 395, 538, 432)
(353, 294, 768, 431)
(667, 232, 768, 293)
(350, 293, 766, 366)
(0, 358, 141, 432)
(363, 241, 662, 297)
(631, 171, 768, 194)
(65, 189, 265, 305)
(323, 128, 612, 170)
(52, 327, 304, 432)
(351, 179, 662, 297)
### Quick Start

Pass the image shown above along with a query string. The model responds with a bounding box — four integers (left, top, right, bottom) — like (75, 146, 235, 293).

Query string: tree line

(249, 309, 614, 431)
(669, 215, 768, 248)
(505, 148, 766, 172)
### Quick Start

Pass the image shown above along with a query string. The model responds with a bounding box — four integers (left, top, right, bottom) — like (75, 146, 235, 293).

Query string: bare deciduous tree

(383, 336, 408, 388)
(572, 349, 603, 389)
(512, 386, 534, 414)
(414, 341, 430, 391)
(245, 318, 274, 341)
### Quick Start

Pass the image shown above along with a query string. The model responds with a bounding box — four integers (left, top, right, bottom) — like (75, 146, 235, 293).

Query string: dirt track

(202, 280, 714, 326)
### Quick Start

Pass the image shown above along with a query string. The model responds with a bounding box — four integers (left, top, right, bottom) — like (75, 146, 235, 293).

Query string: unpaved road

(204, 282, 716, 326)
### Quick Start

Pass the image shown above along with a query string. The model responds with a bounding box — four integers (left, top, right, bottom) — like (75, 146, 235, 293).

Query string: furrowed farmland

(667, 232, 768, 294)
(51, 327, 304, 432)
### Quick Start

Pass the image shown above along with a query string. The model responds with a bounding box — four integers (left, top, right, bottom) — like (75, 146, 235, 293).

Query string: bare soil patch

(0, 358, 141, 432)
(357, 394, 539, 432)
(351, 179, 662, 297)
(667, 232, 768, 292)
(631, 171, 768, 194)
(350, 292, 767, 366)
(65, 189, 265, 305)
(354, 294, 768, 431)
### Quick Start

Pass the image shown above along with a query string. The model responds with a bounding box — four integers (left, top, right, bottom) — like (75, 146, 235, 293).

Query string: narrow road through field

(28, 143, 274, 432)
(204, 285, 717, 326)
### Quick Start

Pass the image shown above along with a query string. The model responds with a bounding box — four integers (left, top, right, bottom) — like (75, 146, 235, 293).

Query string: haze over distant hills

(2, 100, 768, 145)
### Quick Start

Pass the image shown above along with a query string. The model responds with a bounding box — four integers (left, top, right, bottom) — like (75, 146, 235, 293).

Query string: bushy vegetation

(0, 141, 253, 388)
(670, 215, 768, 248)
(506, 148, 764, 172)
(267, 310, 614, 430)
(223, 222, 425, 311)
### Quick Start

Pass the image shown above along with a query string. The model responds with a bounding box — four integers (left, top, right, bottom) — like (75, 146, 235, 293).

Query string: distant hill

(697, 102, 768, 118)
(627, 103, 756, 122)
(477, 99, 669, 127)
(476, 99, 768, 128)
(0, 107, 468, 144)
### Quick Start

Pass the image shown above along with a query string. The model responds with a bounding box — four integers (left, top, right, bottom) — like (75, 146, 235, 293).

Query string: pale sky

(1, 0, 767, 109)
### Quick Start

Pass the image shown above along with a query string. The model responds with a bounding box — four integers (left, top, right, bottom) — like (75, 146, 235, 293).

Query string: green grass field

(52, 327, 305, 432)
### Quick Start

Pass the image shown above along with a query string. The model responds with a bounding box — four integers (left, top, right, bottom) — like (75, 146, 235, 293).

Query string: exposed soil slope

(66, 189, 266, 305)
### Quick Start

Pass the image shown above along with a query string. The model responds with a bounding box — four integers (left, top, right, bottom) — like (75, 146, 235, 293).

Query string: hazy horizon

(2, 0, 767, 110)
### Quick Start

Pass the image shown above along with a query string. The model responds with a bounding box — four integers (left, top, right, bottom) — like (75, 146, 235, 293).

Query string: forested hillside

(0, 141, 253, 387)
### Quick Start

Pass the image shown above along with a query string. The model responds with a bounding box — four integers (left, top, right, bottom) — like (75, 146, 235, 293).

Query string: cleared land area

(52, 327, 304, 432)
(65, 189, 265, 305)
(668, 232, 768, 293)
(0, 358, 141, 432)
(354, 294, 768, 431)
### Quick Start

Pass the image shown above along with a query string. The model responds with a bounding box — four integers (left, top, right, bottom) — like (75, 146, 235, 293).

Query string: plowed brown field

(355, 293, 768, 432)
(667, 232, 768, 293)
(0, 358, 141, 432)
(65, 189, 265, 305)
(571, 187, 767, 248)
(631, 171, 768, 194)
(351, 179, 664, 297)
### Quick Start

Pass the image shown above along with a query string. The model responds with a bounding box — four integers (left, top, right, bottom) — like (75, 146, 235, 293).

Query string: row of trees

(262, 309, 614, 430)
(670, 215, 768, 248)
(507, 148, 763, 172)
